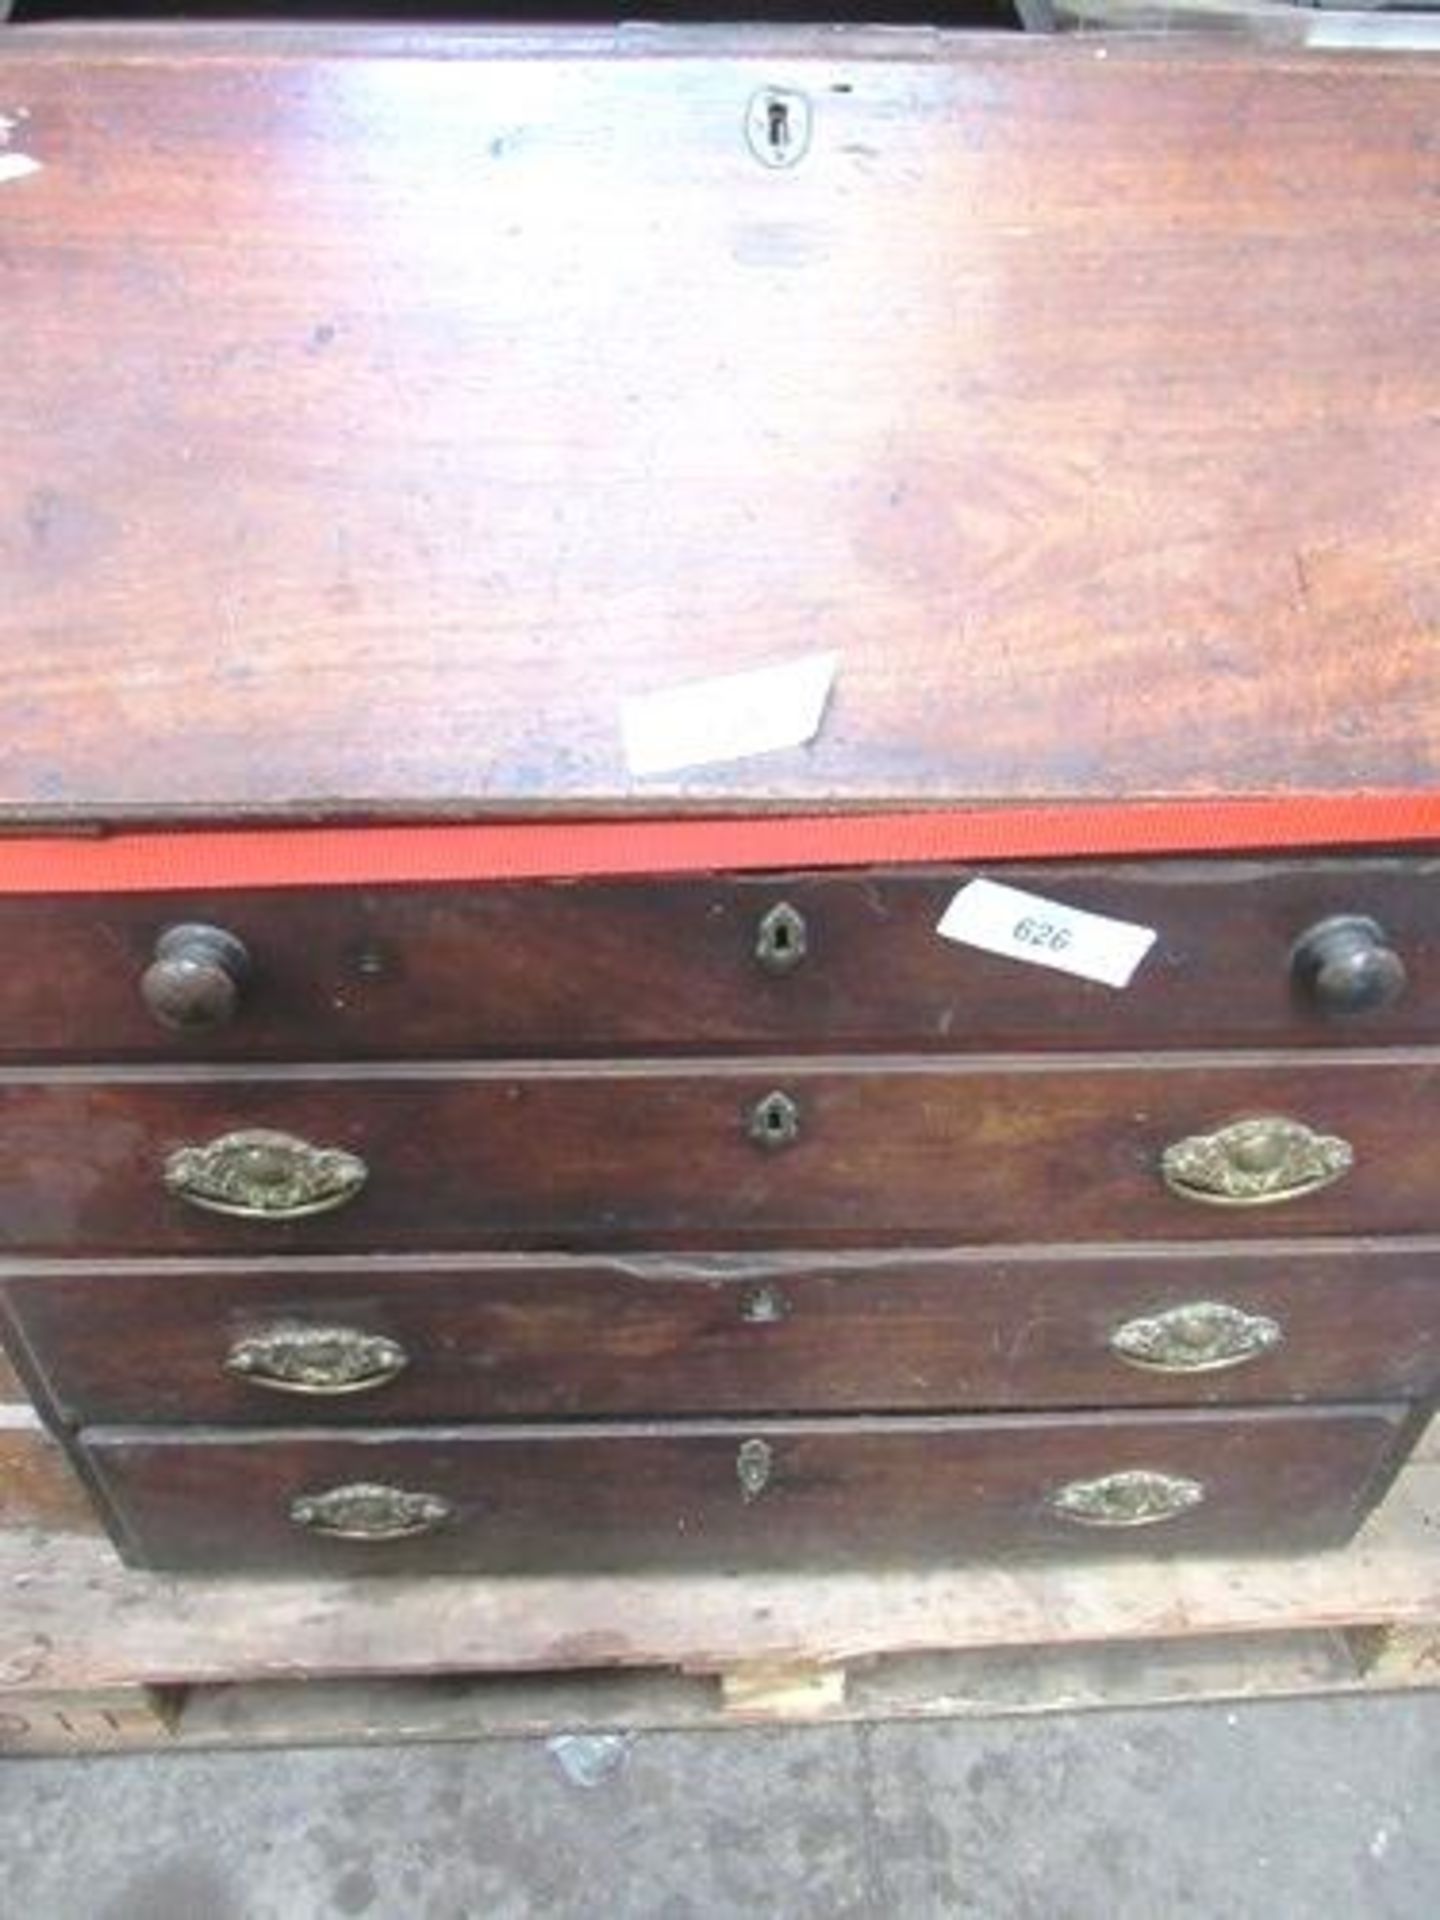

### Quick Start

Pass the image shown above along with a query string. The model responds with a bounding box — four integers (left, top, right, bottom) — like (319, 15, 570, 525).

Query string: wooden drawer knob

(141, 923, 252, 1031)
(1291, 914, 1406, 1015)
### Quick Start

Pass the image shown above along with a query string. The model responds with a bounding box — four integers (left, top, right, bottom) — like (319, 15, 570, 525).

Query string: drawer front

(9, 1245, 1440, 1425)
(0, 1055, 1436, 1253)
(81, 1405, 1409, 1573)
(0, 860, 1433, 1063)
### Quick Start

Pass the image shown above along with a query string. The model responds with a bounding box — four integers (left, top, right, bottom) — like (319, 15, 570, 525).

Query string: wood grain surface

(0, 28, 1436, 820)
(79, 1404, 1409, 1572)
(0, 1407, 98, 1534)
(7, 1240, 1440, 1425)
(1, 1434, 1434, 1688)
(1, 1052, 1439, 1251)
(1, 857, 1437, 1061)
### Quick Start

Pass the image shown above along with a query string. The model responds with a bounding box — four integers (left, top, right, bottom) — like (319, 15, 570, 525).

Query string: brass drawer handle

(1110, 1301, 1282, 1375)
(289, 1482, 452, 1542)
(164, 1128, 367, 1221)
(225, 1325, 408, 1397)
(1161, 1116, 1352, 1207)
(1050, 1469, 1205, 1529)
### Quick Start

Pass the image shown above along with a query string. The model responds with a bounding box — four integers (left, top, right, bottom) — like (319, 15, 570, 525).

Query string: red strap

(0, 794, 1437, 894)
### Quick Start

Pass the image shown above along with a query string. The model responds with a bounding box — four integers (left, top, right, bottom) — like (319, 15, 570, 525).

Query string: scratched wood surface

(1, 1433, 1435, 1690)
(80, 1405, 1406, 1572)
(8, 1240, 1438, 1424)
(6, 1053, 1440, 1252)
(0, 27, 1436, 822)
(2, 858, 1440, 1062)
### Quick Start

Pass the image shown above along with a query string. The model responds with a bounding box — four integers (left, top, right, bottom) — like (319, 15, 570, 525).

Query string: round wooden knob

(141, 924, 252, 1031)
(1291, 914, 1406, 1016)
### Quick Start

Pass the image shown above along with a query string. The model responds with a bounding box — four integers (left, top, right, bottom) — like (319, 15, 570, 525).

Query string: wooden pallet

(3, 1395, 1436, 1754)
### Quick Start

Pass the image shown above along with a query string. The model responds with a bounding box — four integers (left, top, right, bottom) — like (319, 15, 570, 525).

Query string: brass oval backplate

(1050, 1469, 1205, 1529)
(225, 1324, 408, 1396)
(289, 1482, 452, 1542)
(165, 1129, 368, 1221)
(1160, 1116, 1353, 1207)
(1110, 1301, 1282, 1375)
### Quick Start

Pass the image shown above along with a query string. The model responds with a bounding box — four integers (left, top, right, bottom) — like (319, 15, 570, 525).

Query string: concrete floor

(2, 1692, 1438, 1919)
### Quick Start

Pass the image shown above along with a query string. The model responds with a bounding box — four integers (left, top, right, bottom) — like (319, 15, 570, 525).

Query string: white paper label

(0, 155, 41, 186)
(937, 878, 1157, 990)
(621, 652, 837, 778)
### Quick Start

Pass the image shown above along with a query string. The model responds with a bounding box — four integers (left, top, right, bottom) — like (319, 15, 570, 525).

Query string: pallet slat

(4, 1629, 1431, 1756)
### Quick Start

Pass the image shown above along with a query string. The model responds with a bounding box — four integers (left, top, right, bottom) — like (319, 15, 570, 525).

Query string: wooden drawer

(0, 861, 1432, 1064)
(9, 1243, 1440, 1426)
(1, 1054, 1437, 1253)
(80, 1405, 1410, 1573)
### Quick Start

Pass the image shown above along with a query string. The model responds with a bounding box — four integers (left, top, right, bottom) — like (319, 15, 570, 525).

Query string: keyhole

(747, 1090, 801, 1150)
(739, 1284, 790, 1326)
(746, 88, 811, 170)
(737, 1437, 774, 1502)
(755, 902, 808, 975)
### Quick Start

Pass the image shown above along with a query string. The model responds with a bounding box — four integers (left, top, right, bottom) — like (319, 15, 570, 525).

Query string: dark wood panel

(1, 1055, 1439, 1253)
(9, 1242, 1440, 1425)
(1, 858, 1437, 1062)
(79, 1405, 1409, 1572)
(1, 33, 1436, 821)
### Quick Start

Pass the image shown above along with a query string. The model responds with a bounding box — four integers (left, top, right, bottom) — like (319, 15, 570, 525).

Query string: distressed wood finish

(0, 1053, 1437, 1253)
(8, 1242, 1440, 1426)
(4, 1433, 1436, 1691)
(0, 31, 1436, 821)
(79, 1404, 1408, 1573)
(0, 1410, 97, 1534)
(0, 858, 1437, 1061)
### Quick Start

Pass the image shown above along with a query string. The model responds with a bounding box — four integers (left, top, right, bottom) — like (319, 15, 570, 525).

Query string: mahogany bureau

(0, 25, 1437, 1575)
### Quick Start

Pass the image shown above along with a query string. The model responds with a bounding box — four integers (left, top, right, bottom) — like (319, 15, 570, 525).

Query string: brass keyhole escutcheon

(747, 1090, 801, 1150)
(739, 1284, 790, 1325)
(737, 1438, 774, 1501)
(754, 902, 808, 976)
(745, 87, 812, 170)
